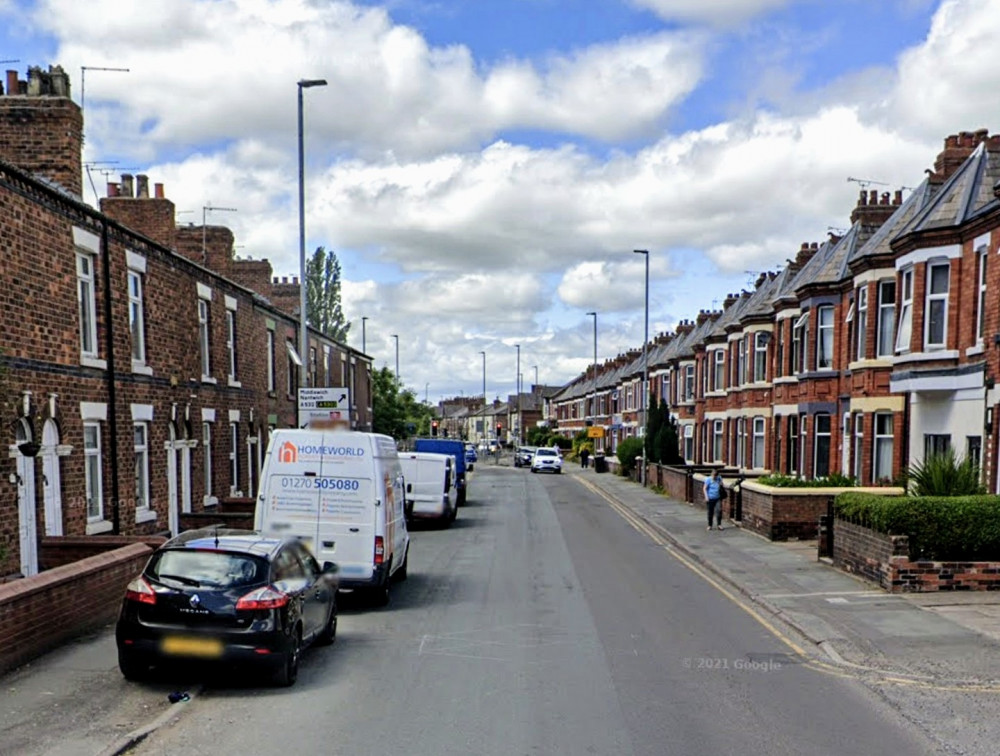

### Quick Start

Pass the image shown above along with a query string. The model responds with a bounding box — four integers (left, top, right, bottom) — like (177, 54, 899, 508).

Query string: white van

(254, 429, 410, 605)
(399, 451, 457, 526)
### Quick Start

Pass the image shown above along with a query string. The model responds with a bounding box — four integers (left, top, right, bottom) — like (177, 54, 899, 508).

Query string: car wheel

(531, 467, 537, 473)
(316, 602, 338, 646)
(274, 628, 301, 687)
(556, 468, 561, 474)
(118, 650, 149, 681)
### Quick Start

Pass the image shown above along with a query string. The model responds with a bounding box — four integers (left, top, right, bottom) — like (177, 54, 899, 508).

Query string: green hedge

(758, 472, 856, 488)
(834, 492, 1000, 561)
(615, 437, 644, 476)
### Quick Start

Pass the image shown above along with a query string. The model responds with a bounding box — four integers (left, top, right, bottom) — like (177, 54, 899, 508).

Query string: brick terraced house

(550, 129, 1000, 494)
(0, 66, 372, 579)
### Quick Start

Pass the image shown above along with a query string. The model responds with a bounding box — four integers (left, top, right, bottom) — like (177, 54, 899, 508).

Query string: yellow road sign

(587, 427, 605, 438)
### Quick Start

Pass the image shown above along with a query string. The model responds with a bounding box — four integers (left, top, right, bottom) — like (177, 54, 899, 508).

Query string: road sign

(587, 426, 605, 438)
(297, 387, 351, 428)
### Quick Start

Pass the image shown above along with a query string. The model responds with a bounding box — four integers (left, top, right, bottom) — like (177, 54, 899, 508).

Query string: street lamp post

(391, 334, 399, 385)
(361, 316, 368, 354)
(297, 77, 327, 389)
(479, 350, 487, 441)
(586, 312, 597, 449)
(532, 365, 538, 390)
(515, 344, 521, 445)
(634, 249, 650, 486)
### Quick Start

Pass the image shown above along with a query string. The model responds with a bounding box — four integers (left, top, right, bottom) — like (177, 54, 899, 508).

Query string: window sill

(201, 376, 217, 385)
(894, 349, 959, 365)
(772, 376, 799, 385)
(228, 378, 242, 388)
(966, 344, 986, 357)
(203, 496, 219, 508)
(81, 356, 107, 370)
(135, 509, 158, 524)
(847, 359, 893, 371)
(268, 391, 277, 399)
(86, 519, 114, 535)
(132, 362, 153, 376)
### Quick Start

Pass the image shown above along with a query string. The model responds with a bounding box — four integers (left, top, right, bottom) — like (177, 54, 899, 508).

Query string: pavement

(565, 461, 1000, 689)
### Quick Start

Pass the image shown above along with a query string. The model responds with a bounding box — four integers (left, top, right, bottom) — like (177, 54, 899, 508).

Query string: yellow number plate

(161, 636, 224, 658)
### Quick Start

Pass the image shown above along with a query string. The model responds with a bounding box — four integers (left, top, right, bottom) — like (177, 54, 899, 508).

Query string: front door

(41, 420, 63, 536)
(14, 421, 38, 576)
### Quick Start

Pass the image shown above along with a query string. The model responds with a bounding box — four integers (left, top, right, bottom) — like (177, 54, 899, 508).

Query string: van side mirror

(322, 561, 339, 575)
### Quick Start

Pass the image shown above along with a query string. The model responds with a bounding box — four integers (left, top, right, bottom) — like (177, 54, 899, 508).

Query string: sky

(2, 0, 999, 404)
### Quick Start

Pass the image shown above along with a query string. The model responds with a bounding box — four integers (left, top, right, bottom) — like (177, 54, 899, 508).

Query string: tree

(371, 366, 435, 441)
(645, 396, 665, 463)
(305, 246, 350, 342)
(654, 403, 683, 465)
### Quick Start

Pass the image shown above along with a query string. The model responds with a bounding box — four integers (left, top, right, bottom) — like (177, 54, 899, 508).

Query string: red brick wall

(39, 535, 166, 570)
(0, 543, 152, 675)
(0, 92, 82, 196)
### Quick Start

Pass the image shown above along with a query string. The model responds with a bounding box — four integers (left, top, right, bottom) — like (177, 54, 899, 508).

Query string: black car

(514, 446, 537, 468)
(116, 528, 338, 687)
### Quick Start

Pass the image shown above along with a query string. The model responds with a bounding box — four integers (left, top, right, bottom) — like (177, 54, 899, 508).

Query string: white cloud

(37, 0, 704, 159)
(886, 0, 1000, 141)
(629, 0, 793, 26)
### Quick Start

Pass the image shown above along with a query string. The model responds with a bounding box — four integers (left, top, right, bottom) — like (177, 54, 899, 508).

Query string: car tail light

(124, 576, 156, 605)
(374, 536, 385, 566)
(236, 586, 289, 611)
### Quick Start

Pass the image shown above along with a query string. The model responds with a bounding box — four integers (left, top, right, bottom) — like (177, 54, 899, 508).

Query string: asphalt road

(113, 465, 937, 756)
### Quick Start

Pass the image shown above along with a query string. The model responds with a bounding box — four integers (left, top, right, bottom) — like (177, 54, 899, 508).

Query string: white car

(530, 447, 562, 474)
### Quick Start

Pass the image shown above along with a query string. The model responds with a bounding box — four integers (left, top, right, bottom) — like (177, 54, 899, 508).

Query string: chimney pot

(858, 190, 867, 206)
(869, 189, 877, 205)
(120, 173, 134, 198)
(894, 189, 903, 205)
(880, 192, 889, 205)
(136, 174, 149, 198)
(107, 182, 120, 197)
(154, 183, 164, 199)
(5, 70, 17, 95)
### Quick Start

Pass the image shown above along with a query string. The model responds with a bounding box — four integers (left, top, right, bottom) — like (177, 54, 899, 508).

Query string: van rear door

(257, 447, 322, 551)
(315, 437, 377, 583)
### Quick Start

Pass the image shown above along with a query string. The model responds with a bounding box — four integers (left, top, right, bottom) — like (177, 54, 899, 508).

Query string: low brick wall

(738, 483, 905, 541)
(178, 512, 255, 531)
(39, 535, 166, 571)
(833, 517, 1000, 592)
(654, 465, 691, 502)
(0, 543, 154, 676)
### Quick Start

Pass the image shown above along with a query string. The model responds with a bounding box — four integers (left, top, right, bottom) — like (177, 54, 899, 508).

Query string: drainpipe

(100, 221, 121, 534)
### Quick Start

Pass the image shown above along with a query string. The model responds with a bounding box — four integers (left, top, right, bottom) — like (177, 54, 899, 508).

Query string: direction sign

(297, 387, 351, 428)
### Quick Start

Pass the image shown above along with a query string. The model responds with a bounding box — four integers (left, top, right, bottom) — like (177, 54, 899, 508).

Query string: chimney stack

(135, 174, 149, 198)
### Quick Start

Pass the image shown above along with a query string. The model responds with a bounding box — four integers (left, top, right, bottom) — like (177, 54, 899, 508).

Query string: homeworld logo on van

(278, 441, 299, 463)
(298, 445, 366, 457)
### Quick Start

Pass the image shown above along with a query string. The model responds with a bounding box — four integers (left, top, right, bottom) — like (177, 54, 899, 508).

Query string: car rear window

(148, 550, 268, 589)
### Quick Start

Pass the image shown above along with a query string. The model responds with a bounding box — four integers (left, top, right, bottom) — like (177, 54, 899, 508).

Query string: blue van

(413, 438, 468, 506)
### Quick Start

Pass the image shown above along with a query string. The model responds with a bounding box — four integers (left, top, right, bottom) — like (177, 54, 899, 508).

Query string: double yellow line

(572, 474, 1000, 692)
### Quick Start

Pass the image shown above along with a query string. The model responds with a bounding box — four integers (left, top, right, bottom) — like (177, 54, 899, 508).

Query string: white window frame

(684, 365, 694, 402)
(287, 340, 301, 395)
(855, 287, 867, 361)
(226, 309, 238, 384)
(876, 280, 896, 358)
(853, 412, 863, 481)
(788, 415, 799, 475)
(737, 337, 746, 385)
(712, 420, 724, 462)
(814, 414, 831, 479)
(976, 246, 988, 343)
(77, 252, 98, 359)
(127, 269, 146, 366)
(895, 268, 913, 353)
(752, 417, 765, 468)
(134, 421, 150, 513)
(792, 312, 808, 374)
(683, 424, 694, 463)
(198, 297, 211, 379)
(923, 261, 949, 349)
(873, 412, 893, 481)
(753, 333, 767, 383)
(203, 420, 215, 505)
(816, 305, 834, 370)
(713, 349, 725, 391)
(266, 329, 275, 392)
(84, 422, 103, 522)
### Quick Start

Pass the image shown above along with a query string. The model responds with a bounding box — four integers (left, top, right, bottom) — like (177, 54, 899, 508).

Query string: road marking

(570, 474, 1000, 692)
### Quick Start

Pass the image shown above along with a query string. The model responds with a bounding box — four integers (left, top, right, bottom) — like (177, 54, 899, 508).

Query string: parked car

(115, 528, 339, 687)
(464, 443, 477, 471)
(514, 446, 537, 468)
(531, 447, 563, 474)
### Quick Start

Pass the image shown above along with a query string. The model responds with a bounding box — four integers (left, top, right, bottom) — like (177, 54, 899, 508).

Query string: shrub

(615, 437, 645, 476)
(757, 472, 856, 488)
(907, 449, 985, 496)
(834, 491, 1000, 560)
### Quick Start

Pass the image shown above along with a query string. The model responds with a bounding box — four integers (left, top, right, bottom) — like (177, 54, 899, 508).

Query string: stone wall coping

(0, 543, 152, 602)
(739, 481, 905, 497)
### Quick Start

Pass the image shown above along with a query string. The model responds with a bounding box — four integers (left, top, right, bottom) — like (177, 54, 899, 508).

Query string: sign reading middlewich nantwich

(297, 387, 351, 429)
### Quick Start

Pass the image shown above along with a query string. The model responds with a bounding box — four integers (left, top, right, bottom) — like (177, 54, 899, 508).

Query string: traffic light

(431, 420, 439, 437)
(496, 422, 502, 436)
